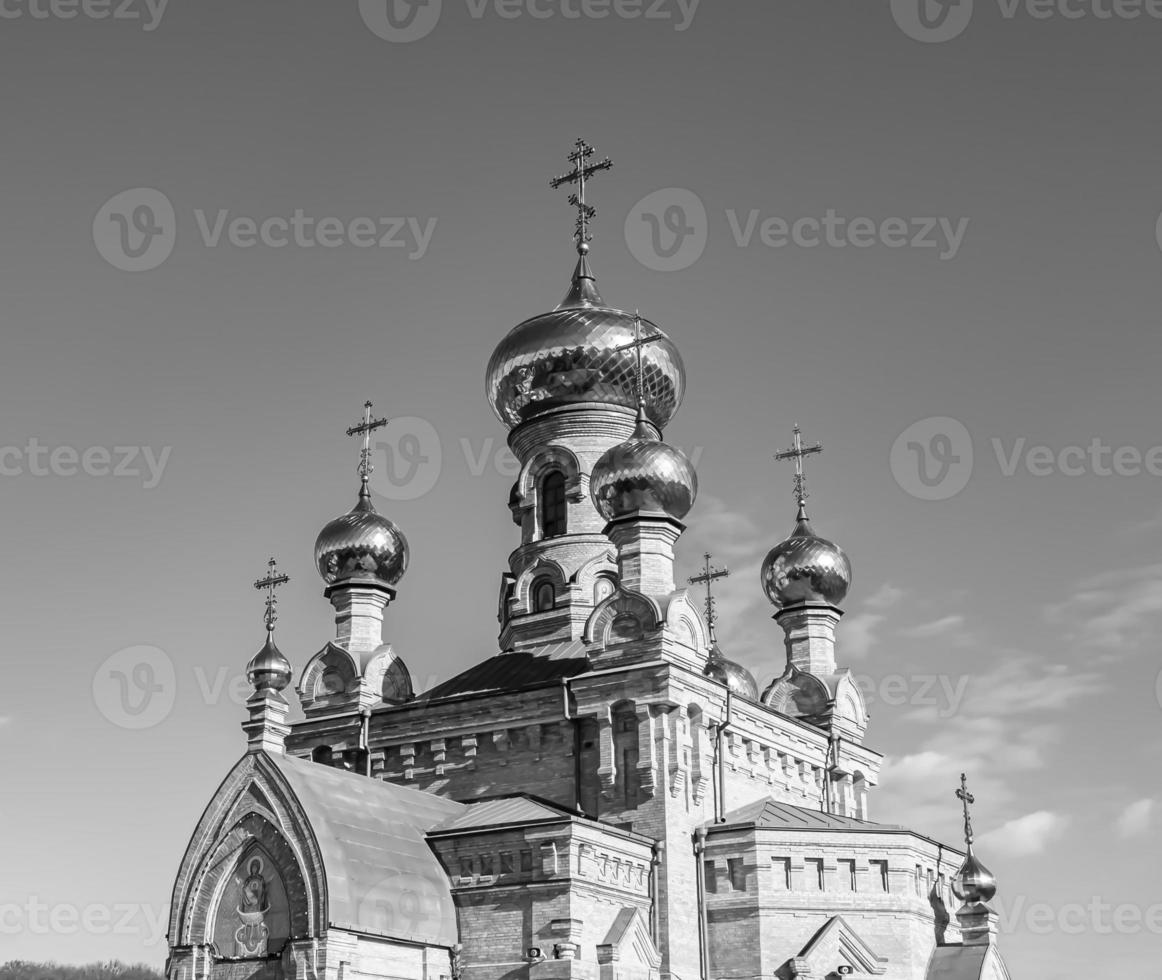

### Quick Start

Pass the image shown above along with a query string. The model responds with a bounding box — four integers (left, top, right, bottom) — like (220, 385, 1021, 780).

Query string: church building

(164, 142, 1015, 980)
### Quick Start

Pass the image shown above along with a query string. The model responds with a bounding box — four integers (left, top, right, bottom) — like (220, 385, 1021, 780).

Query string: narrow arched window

(532, 578, 555, 613)
(540, 470, 567, 538)
(311, 745, 333, 767)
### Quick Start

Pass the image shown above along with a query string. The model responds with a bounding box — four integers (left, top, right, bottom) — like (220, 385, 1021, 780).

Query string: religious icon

(234, 854, 271, 956)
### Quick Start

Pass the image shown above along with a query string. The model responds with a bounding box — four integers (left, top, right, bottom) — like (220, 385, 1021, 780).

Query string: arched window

(594, 575, 616, 604)
(311, 745, 333, 767)
(532, 578, 556, 613)
(540, 470, 567, 538)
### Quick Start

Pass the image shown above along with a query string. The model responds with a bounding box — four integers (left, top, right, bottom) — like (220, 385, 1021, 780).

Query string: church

(164, 142, 1015, 980)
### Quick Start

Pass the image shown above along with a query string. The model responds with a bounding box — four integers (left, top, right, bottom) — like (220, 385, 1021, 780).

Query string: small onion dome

(590, 414, 698, 521)
(952, 848, 998, 905)
(315, 489, 409, 587)
(760, 502, 852, 609)
(247, 634, 292, 693)
(486, 255, 686, 430)
(703, 644, 759, 701)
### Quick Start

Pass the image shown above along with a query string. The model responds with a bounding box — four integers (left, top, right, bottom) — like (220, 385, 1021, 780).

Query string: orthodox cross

(956, 772, 976, 847)
(346, 400, 389, 490)
(254, 557, 290, 634)
(689, 552, 730, 642)
(609, 313, 664, 409)
(550, 138, 613, 253)
(774, 424, 823, 506)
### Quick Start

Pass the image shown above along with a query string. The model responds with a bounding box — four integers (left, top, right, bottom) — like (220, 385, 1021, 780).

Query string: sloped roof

(421, 641, 591, 699)
(718, 797, 902, 832)
(430, 794, 577, 833)
(926, 946, 995, 980)
(269, 752, 464, 947)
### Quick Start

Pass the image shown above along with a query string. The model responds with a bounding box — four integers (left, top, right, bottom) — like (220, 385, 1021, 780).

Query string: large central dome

(486, 255, 685, 429)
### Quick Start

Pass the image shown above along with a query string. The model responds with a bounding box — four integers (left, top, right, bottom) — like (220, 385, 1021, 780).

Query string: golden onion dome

(761, 502, 852, 609)
(951, 847, 998, 905)
(315, 488, 409, 588)
(590, 412, 698, 521)
(486, 255, 685, 429)
(703, 644, 759, 700)
(246, 633, 292, 693)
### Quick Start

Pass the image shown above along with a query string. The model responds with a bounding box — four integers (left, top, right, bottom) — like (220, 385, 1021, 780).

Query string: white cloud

(900, 614, 966, 639)
(1046, 564, 1162, 651)
(1116, 798, 1154, 838)
(876, 655, 1103, 837)
(840, 582, 906, 660)
(978, 810, 1069, 857)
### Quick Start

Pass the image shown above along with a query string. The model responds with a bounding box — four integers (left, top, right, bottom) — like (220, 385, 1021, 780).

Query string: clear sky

(1, 1, 1160, 976)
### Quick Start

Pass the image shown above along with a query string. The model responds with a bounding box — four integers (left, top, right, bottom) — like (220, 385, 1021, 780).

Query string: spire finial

(956, 771, 976, 849)
(550, 138, 613, 255)
(254, 557, 290, 635)
(346, 400, 389, 500)
(689, 552, 731, 645)
(774, 423, 823, 519)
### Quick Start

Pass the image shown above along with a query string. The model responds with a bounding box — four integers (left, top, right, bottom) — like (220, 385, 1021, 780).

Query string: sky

(1, 0, 1160, 976)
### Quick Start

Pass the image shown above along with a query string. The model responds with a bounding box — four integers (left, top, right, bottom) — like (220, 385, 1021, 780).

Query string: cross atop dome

(956, 772, 976, 847)
(550, 138, 613, 255)
(347, 400, 389, 498)
(254, 557, 290, 635)
(775, 423, 823, 516)
(689, 552, 730, 644)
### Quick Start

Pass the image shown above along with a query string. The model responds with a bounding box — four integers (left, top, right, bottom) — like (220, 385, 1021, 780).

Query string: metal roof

(421, 641, 591, 699)
(430, 795, 576, 833)
(270, 752, 464, 947)
(717, 797, 900, 832)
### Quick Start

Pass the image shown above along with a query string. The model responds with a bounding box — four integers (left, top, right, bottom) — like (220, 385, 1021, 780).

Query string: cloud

(1046, 564, 1162, 651)
(978, 810, 1069, 857)
(841, 582, 905, 660)
(876, 655, 1104, 838)
(900, 614, 966, 639)
(1115, 798, 1154, 839)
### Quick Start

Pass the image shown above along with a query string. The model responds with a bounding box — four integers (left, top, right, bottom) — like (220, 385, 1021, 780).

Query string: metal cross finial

(254, 557, 290, 634)
(550, 138, 613, 254)
(956, 772, 976, 848)
(346, 400, 389, 490)
(774, 423, 823, 507)
(689, 552, 731, 643)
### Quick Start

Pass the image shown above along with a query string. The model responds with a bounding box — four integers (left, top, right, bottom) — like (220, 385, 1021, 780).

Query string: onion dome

(486, 253, 686, 429)
(315, 487, 409, 587)
(952, 847, 998, 905)
(761, 501, 852, 610)
(246, 633, 292, 693)
(703, 643, 759, 700)
(590, 409, 698, 521)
